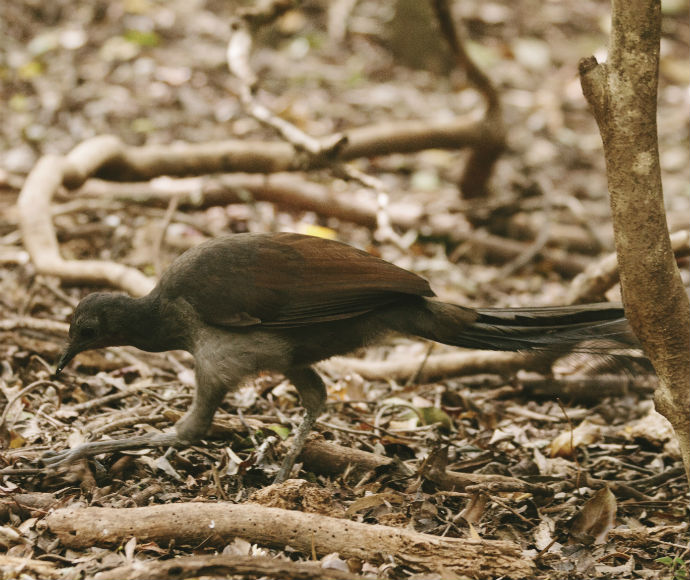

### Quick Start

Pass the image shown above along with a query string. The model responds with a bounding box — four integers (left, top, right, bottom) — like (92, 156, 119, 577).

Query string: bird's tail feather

(457, 304, 638, 351)
(412, 300, 639, 353)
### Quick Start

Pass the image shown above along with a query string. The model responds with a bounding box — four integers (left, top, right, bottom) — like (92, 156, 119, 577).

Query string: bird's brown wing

(158, 232, 434, 328)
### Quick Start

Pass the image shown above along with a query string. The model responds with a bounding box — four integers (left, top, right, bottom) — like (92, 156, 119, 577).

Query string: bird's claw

(39, 448, 85, 467)
(38, 432, 180, 470)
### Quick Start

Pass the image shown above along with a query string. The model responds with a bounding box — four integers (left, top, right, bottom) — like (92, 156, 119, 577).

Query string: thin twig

(0, 380, 62, 427)
(432, 0, 500, 112)
(226, 16, 408, 247)
(153, 194, 180, 278)
(556, 398, 582, 492)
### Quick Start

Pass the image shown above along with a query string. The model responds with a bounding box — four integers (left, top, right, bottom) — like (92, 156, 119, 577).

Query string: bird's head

(56, 293, 134, 374)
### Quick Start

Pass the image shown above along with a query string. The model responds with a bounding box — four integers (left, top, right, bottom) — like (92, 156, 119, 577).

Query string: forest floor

(1, 1, 689, 579)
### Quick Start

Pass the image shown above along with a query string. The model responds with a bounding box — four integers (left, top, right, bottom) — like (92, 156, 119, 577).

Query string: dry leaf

(550, 419, 601, 458)
(459, 493, 489, 525)
(467, 521, 482, 540)
(345, 492, 404, 517)
(124, 536, 137, 563)
(619, 409, 674, 447)
(570, 487, 617, 545)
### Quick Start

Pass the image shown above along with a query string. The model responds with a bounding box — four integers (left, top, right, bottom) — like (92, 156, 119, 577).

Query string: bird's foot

(40, 432, 179, 468)
(274, 455, 297, 484)
(273, 421, 315, 484)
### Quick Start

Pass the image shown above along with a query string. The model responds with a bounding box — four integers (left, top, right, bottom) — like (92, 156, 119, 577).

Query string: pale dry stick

(71, 383, 156, 413)
(253, 435, 279, 467)
(94, 554, 364, 580)
(58, 194, 212, 240)
(52, 197, 128, 217)
(109, 347, 153, 378)
(447, 226, 590, 277)
(36, 276, 80, 308)
(228, 20, 345, 159)
(227, 19, 406, 247)
(0, 317, 68, 334)
(17, 140, 155, 297)
(45, 502, 535, 578)
(35, 405, 69, 431)
(557, 194, 607, 252)
(497, 177, 555, 277)
(332, 165, 412, 249)
(509, 214, 608, 256)
(152, 194, 180, 278)
(497, 212, 551, 278)
(505, 404, 570, 423)
(88, 414, 170, 437)
(432, 0, 505, 197)
(315, 420, 375, 437)
(327, 0, 358, 43)
(77, 173, 595, 277)
(77, 174, 417, 230)
(321, 350, 549, 383)
(482, 492, 536, 525)
(0, 245, 28, 266)
(567, 229, 690, 305)
(373, 402, 446, 434)
(0, 557, 57, 579)
(0, 380, 62, 427)
(405, 342, 436, 387)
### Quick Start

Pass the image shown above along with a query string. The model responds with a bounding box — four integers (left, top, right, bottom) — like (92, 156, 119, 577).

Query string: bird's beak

(55, 342, 79, 376)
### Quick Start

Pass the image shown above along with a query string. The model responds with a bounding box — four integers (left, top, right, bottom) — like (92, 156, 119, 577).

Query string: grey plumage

(51, 232, 640, 481)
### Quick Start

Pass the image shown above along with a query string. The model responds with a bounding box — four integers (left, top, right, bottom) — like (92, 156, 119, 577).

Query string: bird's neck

(113, 293, 188, 353)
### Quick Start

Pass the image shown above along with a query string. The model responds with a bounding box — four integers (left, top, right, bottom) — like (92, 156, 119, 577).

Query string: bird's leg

(43, 376, 234, 469)
(174, 374, 233, 443)
(274, 367, 326, 483)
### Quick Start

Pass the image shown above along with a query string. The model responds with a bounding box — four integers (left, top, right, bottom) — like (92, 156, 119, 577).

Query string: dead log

(44, 501, 535, 578)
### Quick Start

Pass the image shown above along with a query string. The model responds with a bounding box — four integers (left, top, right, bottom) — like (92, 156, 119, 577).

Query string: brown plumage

(51, 232, 636, 481)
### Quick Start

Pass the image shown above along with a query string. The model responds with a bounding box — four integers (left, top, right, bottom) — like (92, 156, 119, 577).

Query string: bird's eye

(80, 326, 97, 340)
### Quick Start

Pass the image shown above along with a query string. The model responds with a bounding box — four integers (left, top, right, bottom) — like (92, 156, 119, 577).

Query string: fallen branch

(16, 120, 514, 294)
(227, 13, 423, 248)
(76, 173, 593, 277)
(567, 229, 690, 304)
(93, 554, 363, 580)
(0, 317, 68, 334)
(321, 351, 552, 383)
(17, 144, 155, 297)
(0, 492, 58, 523)
(432, 0, 505, 197)
(518, 372, 656, 401)
(44, 501, 535, 578)
(299, 437, 552, 496)
(89, 119, 492, 182)
(77, 174, 421, 230)
(0, 556, 57, 580)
